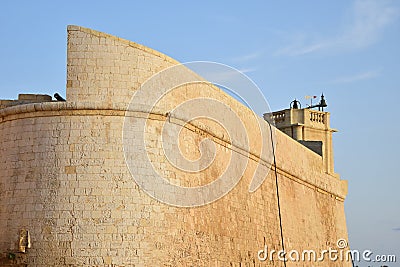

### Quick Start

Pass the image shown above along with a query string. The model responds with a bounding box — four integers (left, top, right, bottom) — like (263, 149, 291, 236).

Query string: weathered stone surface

(0, 26, 350, 266)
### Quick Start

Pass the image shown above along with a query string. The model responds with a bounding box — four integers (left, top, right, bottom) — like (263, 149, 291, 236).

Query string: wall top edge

(0, 101, 146, 117)
(67, 25, 180, 65)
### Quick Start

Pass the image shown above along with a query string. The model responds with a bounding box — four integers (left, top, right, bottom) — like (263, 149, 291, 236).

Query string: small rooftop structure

(265, 96, 337, 174)
(0, 94, 54, 109)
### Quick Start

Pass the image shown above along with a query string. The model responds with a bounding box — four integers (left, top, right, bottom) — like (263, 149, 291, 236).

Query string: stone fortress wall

(0, 26, 350, 266)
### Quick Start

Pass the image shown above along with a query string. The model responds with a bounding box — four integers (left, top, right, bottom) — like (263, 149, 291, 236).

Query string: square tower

(266, 99, 337, 175)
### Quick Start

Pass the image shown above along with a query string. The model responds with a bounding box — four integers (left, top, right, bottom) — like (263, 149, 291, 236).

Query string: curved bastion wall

(0, 26, 350, 266)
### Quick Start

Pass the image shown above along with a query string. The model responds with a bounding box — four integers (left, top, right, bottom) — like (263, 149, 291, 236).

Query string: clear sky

(1, 0, 399, 265)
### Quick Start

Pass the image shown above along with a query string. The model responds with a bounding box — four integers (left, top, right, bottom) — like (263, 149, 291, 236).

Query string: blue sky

(1, 0, 399, 264)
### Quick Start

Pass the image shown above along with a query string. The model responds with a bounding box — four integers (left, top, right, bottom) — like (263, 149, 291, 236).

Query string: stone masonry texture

(0, 26, 350, 266)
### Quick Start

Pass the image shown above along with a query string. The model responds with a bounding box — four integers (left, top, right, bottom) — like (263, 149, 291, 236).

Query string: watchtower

(266, 95, 337, 175)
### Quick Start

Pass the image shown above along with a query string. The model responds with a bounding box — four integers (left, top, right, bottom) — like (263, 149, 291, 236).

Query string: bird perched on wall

(54, 93, 66, 101)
